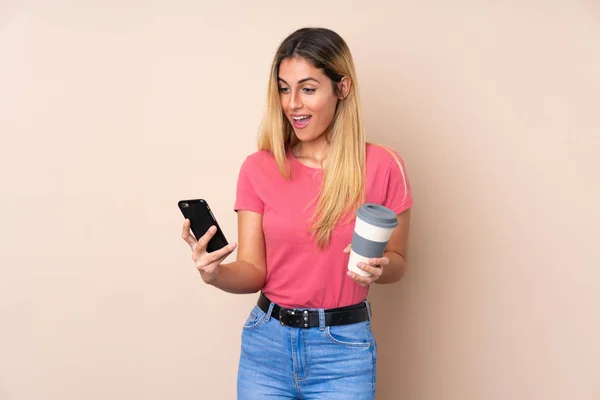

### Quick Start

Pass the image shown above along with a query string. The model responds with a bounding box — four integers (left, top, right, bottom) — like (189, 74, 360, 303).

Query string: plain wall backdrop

(1, 1, 599, 399)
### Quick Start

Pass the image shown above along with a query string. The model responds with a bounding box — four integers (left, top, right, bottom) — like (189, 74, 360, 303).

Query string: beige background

(1, 1, 599, 399)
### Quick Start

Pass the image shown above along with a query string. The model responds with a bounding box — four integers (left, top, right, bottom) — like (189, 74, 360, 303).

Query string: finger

(343, 244, 351, 254)
(196, 243, 237, 271)
(357, 262, 383, 277)
(346, 271, 373, 287)
(368, 257, 389, 267)
(195, 226, 217, 254)
(204, 242, 238, 264)
(181, 219, 197, 248)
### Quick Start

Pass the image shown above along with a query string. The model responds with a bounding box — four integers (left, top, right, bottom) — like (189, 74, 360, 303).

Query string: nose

(288, 89, 303, 111)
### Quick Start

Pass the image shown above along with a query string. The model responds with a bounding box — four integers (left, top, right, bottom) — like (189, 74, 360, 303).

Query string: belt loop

(318, 308, 326, 331)
(364, 300, 372, 320)
(265, 302, 275, 322)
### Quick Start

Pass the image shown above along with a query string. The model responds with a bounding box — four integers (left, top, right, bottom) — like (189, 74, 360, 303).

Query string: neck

(293, 135, 329, 162)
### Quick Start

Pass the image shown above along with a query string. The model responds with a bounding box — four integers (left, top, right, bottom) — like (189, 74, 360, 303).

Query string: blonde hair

(258, 28, 405, 248)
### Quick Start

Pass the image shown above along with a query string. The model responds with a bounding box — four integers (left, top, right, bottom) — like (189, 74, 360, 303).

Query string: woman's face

(277, 57, 342, 143)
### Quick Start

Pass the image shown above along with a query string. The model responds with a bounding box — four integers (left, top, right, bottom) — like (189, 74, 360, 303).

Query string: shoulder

(244, 150, 275, 164)
(240, 150, 277, 171)
(365, 143, 405, 171)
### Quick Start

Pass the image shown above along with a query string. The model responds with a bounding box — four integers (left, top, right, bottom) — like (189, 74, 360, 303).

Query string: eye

(302, 88, 316, 94)
(278, 87, 290, 94)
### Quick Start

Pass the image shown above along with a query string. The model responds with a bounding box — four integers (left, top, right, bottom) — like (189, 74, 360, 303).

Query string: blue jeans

(237, 301, 378, 399)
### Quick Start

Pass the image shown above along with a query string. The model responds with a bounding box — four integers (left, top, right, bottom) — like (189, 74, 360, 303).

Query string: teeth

(292, 116, 310, 120)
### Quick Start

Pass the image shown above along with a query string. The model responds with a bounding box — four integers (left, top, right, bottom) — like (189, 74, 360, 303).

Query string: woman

(182, 27, 412, 399)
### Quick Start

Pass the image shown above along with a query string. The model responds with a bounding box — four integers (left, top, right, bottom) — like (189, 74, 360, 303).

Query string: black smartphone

(178, 199, 228, 252)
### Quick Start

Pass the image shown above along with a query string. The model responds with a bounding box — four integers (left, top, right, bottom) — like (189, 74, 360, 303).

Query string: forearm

(201, 260, 266, 294)
(376, 251, 406, 284)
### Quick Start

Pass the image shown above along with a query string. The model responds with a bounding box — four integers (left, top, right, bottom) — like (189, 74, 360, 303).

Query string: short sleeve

(382, 153, 413, 214)
(234, 157, 264, 214)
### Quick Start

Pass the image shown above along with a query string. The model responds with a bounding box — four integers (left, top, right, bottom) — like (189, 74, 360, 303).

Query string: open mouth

(291, 115, 312, 129)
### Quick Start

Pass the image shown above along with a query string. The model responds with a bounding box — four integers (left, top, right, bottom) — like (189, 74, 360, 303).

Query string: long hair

(258, 27, 376, 248)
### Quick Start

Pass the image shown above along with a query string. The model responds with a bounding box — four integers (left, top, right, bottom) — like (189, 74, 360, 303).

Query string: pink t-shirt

(234, 143, 413, 309)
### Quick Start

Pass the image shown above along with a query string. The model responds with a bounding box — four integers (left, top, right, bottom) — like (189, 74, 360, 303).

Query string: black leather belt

(257, 292, 370, 329)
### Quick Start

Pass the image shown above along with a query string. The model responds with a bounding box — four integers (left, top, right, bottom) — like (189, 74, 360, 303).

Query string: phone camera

(181, 202, 189, 208)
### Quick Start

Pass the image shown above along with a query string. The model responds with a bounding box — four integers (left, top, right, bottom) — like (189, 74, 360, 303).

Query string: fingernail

(347, 271, 353, 277)
(229, 243, 237, 250)
(357, 263, 364, 269)
(210, 226, 216, 232)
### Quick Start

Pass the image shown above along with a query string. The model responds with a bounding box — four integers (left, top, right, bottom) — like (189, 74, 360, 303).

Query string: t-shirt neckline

(287, 148, 324, 172)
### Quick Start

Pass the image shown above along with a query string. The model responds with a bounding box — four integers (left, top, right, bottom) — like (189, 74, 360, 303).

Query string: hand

(343, 244, 388, 288)
(181, 219, 237, 284)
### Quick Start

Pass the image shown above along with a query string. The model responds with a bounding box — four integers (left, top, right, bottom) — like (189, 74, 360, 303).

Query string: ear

(337, 76, 351, 99)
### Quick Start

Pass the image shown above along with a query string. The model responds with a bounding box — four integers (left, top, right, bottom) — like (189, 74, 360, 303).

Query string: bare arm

(205, 211, 266, 293)
(376, 208, 411, 284)
(181, 210, 267, 294)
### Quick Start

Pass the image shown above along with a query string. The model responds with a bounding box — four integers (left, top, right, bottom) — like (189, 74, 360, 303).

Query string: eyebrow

(278, 77, 320, 85)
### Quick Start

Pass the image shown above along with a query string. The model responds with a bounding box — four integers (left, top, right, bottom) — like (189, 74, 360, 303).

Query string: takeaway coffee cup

(348, 203, 399, 277)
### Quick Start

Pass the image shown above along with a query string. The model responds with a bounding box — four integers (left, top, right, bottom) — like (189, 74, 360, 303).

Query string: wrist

(199, 267, 220, 285)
